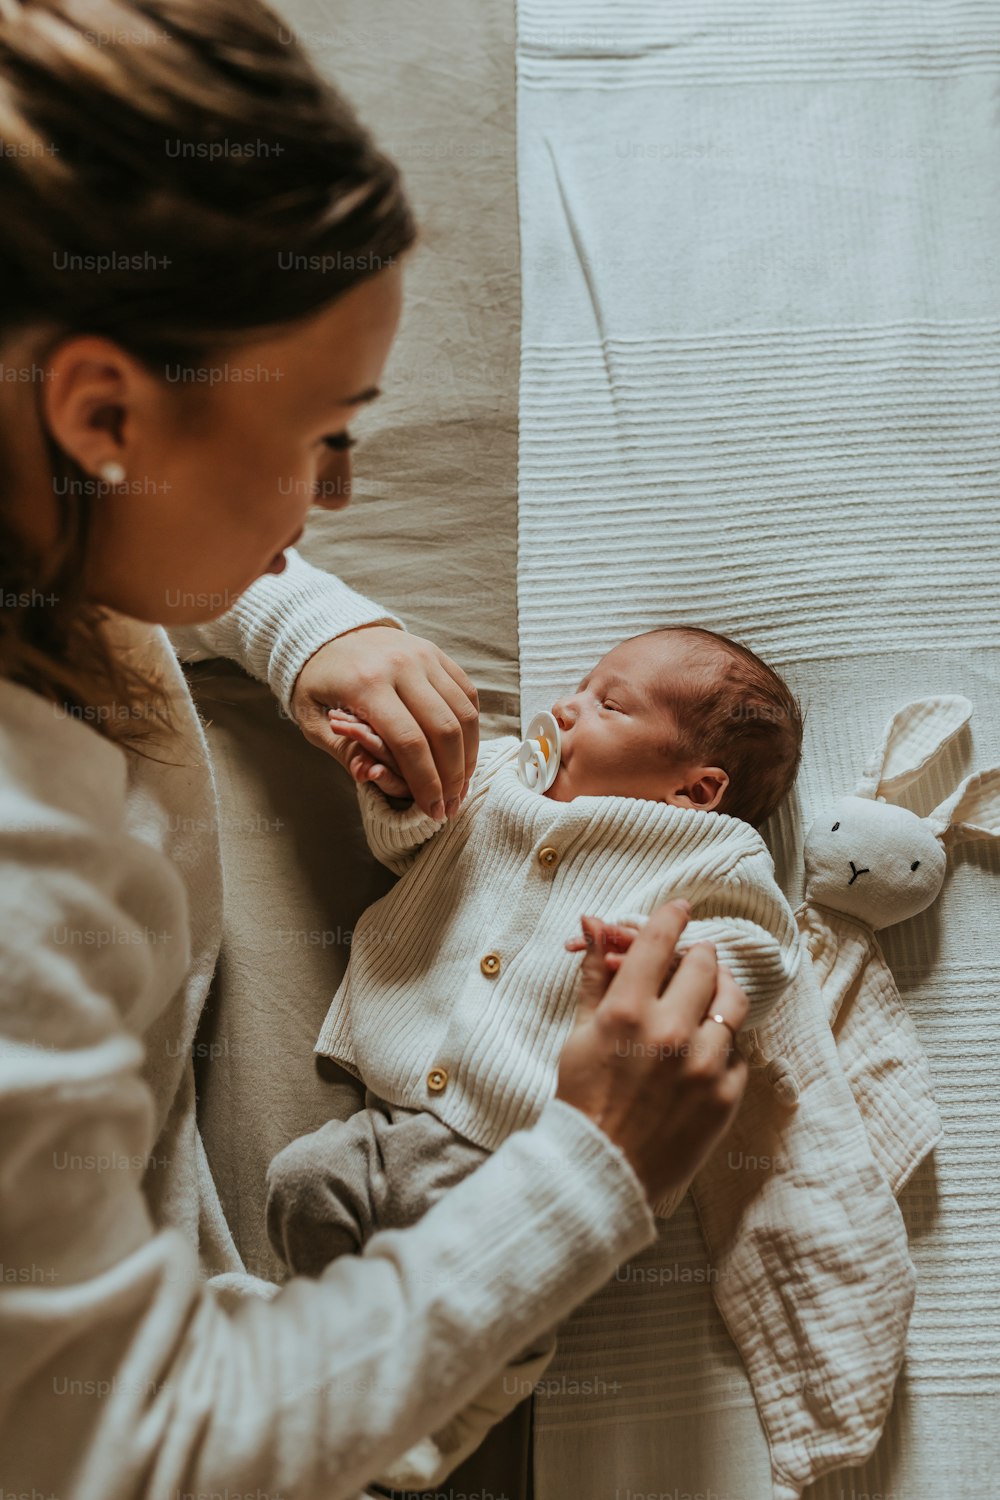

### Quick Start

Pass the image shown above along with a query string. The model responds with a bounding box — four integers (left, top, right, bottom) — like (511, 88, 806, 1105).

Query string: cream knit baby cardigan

(316, 735, 803, 1165)
(317, 739, 923, 1499)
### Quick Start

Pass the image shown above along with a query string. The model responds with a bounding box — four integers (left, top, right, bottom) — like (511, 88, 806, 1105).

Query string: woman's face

(15, 261, 403, 624)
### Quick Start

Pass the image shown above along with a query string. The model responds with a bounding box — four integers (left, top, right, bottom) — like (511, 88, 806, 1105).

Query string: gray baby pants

(266, 1089, 494, 1277)
(267, 1088, 557, 1481)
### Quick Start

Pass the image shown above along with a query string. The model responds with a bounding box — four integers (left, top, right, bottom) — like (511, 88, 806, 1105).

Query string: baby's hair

(641, 626, 804, 829)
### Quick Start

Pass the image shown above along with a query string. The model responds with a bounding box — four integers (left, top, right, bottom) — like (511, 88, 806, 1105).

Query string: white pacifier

(517, 710, 561, 793)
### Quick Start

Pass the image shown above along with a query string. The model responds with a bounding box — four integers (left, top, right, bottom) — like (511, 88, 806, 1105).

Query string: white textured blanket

(516, 2, 1000, 1495)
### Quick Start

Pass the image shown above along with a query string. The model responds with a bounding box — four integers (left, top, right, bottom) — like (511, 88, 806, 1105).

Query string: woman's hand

(289, 626, 479, 820)
(322, 709, 413, 802)
(556, 900, 750, 1208)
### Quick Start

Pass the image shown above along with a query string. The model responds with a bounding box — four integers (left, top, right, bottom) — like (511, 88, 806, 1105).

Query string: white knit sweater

(317, 736, 802, 1167)
(0, 549, 657, 1500)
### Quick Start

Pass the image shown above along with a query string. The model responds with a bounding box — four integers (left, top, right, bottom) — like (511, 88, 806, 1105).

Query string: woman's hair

(0, 0, 417, 753)
(648, 625, 804, 828)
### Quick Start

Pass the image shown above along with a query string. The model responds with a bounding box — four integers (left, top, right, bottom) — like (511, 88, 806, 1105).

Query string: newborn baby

(267, 625, 803, 1489)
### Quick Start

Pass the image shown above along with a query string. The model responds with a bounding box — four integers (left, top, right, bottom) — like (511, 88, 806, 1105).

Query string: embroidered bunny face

(801, 697, 1000, 935)
(804, 795, 946, 928)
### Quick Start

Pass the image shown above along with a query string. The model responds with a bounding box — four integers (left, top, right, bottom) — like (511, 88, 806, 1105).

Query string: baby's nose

(551, 701, 575, 730)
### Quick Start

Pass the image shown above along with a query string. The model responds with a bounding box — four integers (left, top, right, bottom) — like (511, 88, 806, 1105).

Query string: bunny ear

(929, 765, 1000, 845)
(855, 697, 973, 800)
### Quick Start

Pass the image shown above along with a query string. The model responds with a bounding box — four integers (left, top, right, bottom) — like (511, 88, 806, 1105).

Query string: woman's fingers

(709, 964, 749, 1038)
(326, 735, 375, 781)
(326, 713, 401, 773)
(572, 917, 618, 1014)
(679, 965, 746, 1075)
(325, 716, 411, 797)
(367, 762, 411, 798)
(696, 966, 749, 1069)
(439, 653, 480, 715)
(428, 665, 480, 790)
(438, 656, 480, 787)
(288, 629, 481, 821)
(556, 905, 755, 1207)
(396, 676, 473, 816)
(597, 900, 692, 1020)
(327, 695, 470, 815)
(360, 690, 448, 818)
(640, 943, 726, 1077)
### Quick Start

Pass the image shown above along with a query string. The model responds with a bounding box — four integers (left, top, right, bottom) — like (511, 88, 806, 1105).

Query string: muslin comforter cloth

(517, 1, 1000, 1496)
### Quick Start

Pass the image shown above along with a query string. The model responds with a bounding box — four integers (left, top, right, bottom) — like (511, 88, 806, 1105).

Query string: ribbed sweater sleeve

(682, 848, 802, 1031)
(356, 782, 446, 874)
(167, 547, 403, 715)
(0, 769, 656, 1500)
(617, 845, 802, 1032)
(356, 737, 518, 874)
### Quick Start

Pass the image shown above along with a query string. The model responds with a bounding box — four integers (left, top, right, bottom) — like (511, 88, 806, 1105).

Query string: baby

(266, 625, 804, 1489)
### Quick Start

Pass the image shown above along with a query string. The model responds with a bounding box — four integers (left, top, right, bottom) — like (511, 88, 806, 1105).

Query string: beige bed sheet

(188, 1, 524, 1487)
(192, 0, 518, 1281)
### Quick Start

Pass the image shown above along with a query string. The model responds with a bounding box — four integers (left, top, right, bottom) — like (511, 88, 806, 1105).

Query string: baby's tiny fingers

(566, 920, 639, 955)
(370, 763, 410, 796)
(347, 749, 377, 782)
(598, 925, 640, 953)
(328, 714, 404, 776)
(328, 715, 376, 745)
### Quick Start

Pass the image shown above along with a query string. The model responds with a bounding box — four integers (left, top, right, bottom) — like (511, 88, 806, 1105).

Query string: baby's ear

(856, 696, 972, 800)
(928, 766, 1000, 846)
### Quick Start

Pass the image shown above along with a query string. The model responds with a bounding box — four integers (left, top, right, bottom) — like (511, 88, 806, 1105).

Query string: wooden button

(427, 1067, 448, 1093)
(538, 845, 560, 870)
(480, 952, 501, 977)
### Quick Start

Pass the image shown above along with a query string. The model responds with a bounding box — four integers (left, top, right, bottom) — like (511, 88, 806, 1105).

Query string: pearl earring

(98, 460, 127, 485)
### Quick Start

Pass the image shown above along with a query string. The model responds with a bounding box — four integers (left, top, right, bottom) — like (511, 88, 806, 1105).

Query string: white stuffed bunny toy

(788, 696, 1000, 1193)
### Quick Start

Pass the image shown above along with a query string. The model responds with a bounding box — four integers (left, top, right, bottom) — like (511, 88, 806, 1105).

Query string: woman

(0, 3, 751, 1496)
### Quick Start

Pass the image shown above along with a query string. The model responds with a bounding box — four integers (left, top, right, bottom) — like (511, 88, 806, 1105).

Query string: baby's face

(545, 634, 729, 810)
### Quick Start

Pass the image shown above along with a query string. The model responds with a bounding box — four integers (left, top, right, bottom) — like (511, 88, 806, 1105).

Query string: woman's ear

(40, 334, 136, 479)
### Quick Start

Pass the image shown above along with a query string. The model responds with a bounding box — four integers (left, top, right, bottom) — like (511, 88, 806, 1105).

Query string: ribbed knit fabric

(514, 2, 1000, 1495)
(0, 556, 658, 1500)
(315, 736, 802, 1157)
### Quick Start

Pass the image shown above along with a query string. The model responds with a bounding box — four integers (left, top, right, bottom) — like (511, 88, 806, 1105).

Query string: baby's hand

(565, 918, 642, 975)
(326, 709, 412, 802)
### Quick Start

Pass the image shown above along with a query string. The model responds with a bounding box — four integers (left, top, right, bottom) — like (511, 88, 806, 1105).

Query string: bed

(190, 1, 1000, 1496)
(187, 0, 528, 1489)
